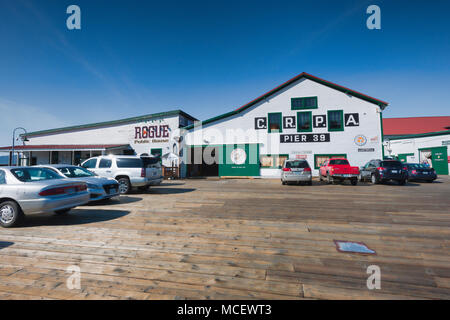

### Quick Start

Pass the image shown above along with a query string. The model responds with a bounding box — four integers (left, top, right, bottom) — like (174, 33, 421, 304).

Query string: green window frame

(327, 110, 344, 132)
(297, 111, 312, 132)
(267, 112, 282, 133)
(314, 153, 347, 169)
(260, 154, 289, 169)
(151, 148, 163, 163)
(291, 96, 318, 110)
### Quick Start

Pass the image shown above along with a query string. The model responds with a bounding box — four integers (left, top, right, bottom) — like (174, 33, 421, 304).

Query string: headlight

(86, 183, 100, 189)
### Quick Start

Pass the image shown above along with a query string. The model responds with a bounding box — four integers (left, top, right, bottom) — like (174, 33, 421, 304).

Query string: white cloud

(0, 98, 69, 150)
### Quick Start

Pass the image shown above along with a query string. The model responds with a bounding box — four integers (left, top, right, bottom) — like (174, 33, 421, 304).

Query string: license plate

(391, 170, 398, 173)
(423, 172, 428, 174)
(343, 174, 351, 177)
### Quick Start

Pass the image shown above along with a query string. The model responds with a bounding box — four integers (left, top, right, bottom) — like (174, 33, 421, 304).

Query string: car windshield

(407, 163, 421, 169)
(381, 161, 402, 168)
(58, 167, 96, 178)
(11, 167, 63, 182)
(286, 161, 309, 168)
(329, 159, 349, 165)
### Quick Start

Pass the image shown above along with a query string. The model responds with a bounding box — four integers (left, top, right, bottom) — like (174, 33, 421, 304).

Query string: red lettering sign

(134, 125, 170, 139)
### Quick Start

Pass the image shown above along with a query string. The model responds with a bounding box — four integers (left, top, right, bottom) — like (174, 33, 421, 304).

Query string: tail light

(303, 167, 311, 172)
(141, 168, 146, 177)
(403, 166, 407, 171)
(39, 184, 87, 196)
(411, 170, 417, 175)
(282, 168, 291, 172)
(377, 167, 385, 172)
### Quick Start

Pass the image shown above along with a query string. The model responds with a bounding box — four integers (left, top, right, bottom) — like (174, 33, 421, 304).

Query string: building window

(268, 113, 282, 133)
(51, 151, 59, 164)
(328, 110, 344, 131)
(260, 154, 289, 168)
(314, 154, 347, 169)
(297, 111, 312, 132)
(291, 97, 318, 110)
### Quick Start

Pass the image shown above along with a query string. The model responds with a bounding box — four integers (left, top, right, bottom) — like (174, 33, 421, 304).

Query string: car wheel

(327, 173, 333, 184)
(0, 201, 23, 228)
(117, 177, 131, 194)
(371, 174, 379, 184)
(351, 178, 358, 186)
(55, 209, 71, 215)
(358, 174, 363, 182)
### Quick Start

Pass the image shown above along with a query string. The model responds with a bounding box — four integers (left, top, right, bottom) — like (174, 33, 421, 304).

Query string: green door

(431, 147, 448, 175)
(219, 144, 260, 177)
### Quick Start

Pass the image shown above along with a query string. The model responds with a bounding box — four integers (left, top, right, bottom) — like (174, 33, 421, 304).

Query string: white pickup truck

(81, 155, 163, 194)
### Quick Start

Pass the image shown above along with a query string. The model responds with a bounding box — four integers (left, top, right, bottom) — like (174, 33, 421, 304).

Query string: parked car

(81, 155, 163, 194)
(37, 165, 120, 201)
(403, 163, 437, 183)
(359, 159, 407, 185)
(281, 159, 312, 185)
(319, 158, 359, 185)
(0, 167, 89, 227)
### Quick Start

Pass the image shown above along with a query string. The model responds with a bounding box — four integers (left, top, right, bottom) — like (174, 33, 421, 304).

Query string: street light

(10, 127, 29, 166)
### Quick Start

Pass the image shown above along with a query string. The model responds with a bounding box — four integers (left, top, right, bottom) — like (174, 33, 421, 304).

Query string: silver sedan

(38, 165, 120, 202)
(0, 167, 90, 228)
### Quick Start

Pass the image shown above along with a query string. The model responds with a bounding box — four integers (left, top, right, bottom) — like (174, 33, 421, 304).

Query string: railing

(163, 166, 179, 179)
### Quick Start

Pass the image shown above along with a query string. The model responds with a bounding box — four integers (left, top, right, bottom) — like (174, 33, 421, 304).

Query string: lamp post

(10, 127, 29, 166)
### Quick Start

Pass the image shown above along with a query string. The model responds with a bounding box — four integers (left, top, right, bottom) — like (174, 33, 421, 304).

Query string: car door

(95, 158, 114, 178)
(361, 161, 371, 180)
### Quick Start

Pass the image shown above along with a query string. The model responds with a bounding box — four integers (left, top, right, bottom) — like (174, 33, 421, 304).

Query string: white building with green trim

(384, 130, 450, 175)
(181, 72, 388, 178)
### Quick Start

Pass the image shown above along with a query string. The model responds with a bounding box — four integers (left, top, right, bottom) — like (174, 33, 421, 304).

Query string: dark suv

(359, 159, 407, 185)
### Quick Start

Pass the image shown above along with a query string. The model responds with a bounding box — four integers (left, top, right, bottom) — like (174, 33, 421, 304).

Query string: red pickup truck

(319, 158, 360, 185)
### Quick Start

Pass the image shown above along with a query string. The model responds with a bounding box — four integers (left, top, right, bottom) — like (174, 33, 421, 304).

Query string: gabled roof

(383, 116, 450, 137)
(26, 110, 197, 137)
(185, 72, 388, 130)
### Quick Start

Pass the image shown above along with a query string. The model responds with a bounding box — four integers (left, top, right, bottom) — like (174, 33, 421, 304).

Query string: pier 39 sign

(254, 113, 359, 143)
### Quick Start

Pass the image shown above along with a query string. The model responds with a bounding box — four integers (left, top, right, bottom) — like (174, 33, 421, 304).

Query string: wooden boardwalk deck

(0, 176, 449, 300)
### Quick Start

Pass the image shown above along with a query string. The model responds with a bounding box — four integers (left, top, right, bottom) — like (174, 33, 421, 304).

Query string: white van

(81, 155, 163, 194)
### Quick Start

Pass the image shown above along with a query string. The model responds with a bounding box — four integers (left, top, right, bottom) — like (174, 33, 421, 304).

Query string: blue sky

(0, 0, 449, 147)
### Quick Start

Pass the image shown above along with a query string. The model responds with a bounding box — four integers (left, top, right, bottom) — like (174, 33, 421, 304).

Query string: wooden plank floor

(1, 176, 449, 300)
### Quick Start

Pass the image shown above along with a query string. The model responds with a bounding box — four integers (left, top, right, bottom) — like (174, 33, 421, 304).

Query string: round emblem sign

(230, 148, 247, 165)
(354, 135, 367, 146)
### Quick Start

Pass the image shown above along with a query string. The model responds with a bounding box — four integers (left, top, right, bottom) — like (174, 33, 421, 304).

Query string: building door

(420, 147, 449, 175)
(187, 146, 219, 177)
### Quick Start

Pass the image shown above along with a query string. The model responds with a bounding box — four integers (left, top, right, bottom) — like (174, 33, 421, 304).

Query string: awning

(0, 144, 132, 152)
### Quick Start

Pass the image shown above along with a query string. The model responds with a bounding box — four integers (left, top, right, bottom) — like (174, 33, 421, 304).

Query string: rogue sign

(280, 133, 330, 143)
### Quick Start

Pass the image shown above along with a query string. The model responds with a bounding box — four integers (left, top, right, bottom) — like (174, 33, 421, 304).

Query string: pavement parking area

(0, 177, 449, 299)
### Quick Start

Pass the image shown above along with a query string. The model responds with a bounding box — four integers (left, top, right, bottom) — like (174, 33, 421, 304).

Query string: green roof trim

(385, 130, 450, 141)
(26, 109, 198, 137)
(185, 72, 388, 130)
